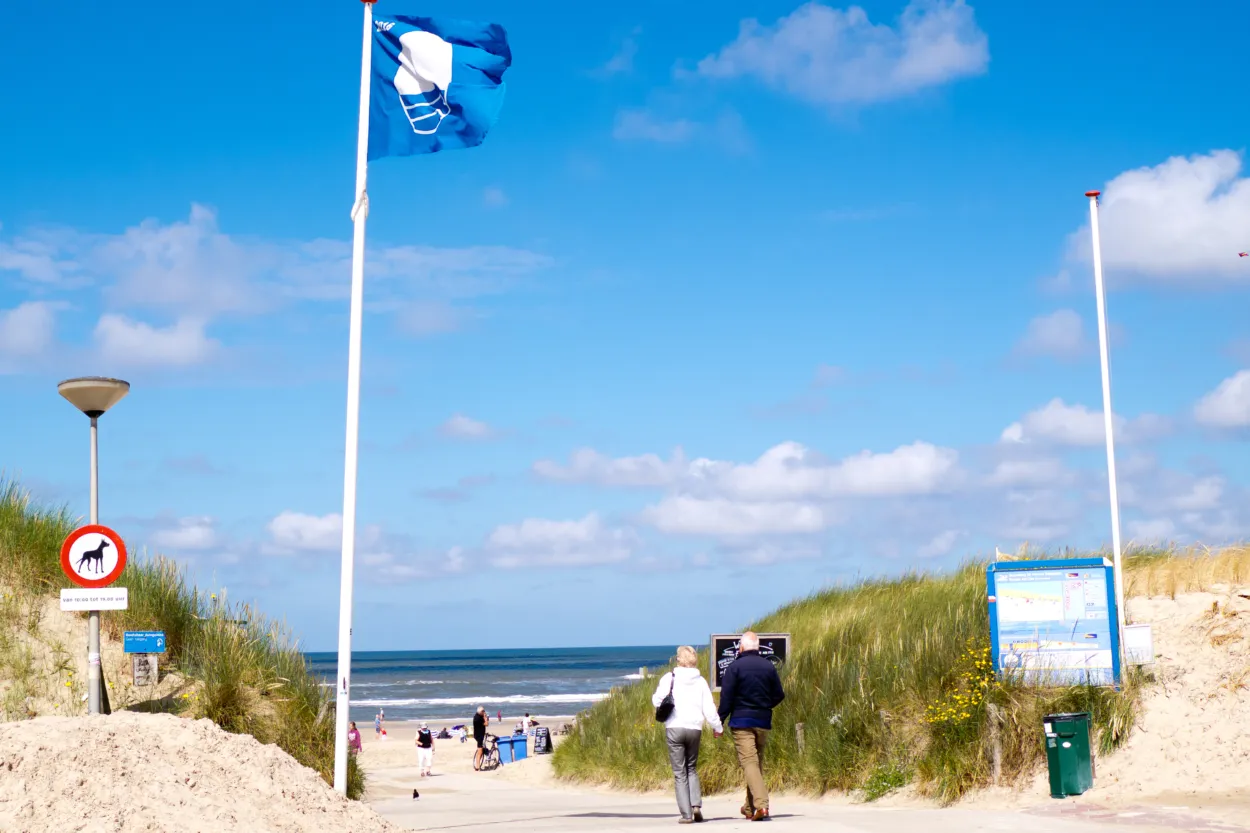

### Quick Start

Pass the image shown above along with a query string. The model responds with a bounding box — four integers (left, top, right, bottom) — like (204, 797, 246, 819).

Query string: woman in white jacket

(651, 645, 723, 824)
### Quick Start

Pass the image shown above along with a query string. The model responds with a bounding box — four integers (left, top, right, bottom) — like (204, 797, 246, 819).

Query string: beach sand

(358, 721, 1222, 833)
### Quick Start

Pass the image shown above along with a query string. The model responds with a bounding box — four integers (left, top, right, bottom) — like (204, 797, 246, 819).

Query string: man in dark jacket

(717, 631, 785, 822)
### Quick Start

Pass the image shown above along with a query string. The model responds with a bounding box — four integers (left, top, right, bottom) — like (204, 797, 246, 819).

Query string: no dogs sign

(60, 524, 127, 588)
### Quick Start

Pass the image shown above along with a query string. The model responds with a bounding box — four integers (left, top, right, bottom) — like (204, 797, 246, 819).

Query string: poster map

(991, 564, 1117, 685)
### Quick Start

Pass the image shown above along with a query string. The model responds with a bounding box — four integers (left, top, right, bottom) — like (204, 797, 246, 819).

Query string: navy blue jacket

(717, 650, 785, 730)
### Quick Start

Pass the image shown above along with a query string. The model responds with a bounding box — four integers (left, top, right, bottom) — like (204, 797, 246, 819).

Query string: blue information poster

(987, 558, 1121, 686)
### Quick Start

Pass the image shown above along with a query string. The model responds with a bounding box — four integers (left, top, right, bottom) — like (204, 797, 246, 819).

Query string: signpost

(132, 653, 159, 687)
(124, 630, 165, 688)
(709, 633, 790, 691)
(60, 523, 128, 714)
(60, 525, 127, 590)
(987, 558, 1122, 686)
(123, 631, 166, 654)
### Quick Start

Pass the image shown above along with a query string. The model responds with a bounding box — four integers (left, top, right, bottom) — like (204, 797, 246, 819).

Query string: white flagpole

(1086, 189, 1127, 663)
(333, 0, 376, 795)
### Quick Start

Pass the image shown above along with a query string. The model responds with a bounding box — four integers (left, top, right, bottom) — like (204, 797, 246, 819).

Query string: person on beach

(347, 721, 362, 756)
(473, 707, 489, 769)
(717, 631, 785, 822)
(652, 645, 723, 825)
(374, 712, 382, 739)
(416, 721, 434, 776)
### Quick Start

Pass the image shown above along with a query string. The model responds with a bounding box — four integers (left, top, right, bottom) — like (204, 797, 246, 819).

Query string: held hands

(713, 730, 723, 738)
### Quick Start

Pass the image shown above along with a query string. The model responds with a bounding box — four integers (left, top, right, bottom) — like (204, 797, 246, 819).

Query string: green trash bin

(1043, 712, 1094, 798)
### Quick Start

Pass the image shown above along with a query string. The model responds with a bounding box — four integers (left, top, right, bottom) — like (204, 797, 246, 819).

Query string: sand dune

(0, 712, 401, 833)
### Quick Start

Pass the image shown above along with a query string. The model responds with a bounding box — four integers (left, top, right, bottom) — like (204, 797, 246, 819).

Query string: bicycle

(473, 734, 501, 771)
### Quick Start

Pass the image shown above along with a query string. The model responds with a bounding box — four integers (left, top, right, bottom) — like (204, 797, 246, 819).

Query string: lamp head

(57, 377, 130, 419)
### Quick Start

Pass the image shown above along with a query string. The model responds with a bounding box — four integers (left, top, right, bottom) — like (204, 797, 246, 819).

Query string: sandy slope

(965, 587, 1250, 822)
(0, 712, 401, 833)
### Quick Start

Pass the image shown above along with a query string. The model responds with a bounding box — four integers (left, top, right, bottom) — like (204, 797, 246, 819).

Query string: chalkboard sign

(533, 727, 553, 755)
(709, 633, 790, 691)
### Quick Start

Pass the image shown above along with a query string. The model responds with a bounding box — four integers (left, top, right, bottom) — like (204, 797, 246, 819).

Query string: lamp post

(57, 376, 130, 715)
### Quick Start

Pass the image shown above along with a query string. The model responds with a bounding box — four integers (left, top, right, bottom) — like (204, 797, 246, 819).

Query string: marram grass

(0, 478, 365, 799)
(555, 547, 1247, 804)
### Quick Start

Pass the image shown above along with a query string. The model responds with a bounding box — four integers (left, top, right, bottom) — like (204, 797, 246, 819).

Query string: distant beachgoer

(347, 721, 362, 756)
(473, 707, 488, 769)
(416, 721, 434, 776)
(652, 645, 723, 825)
(497, 709, 502, 723)
(374, 712, 382, 739)
(717, 631, 785, 822)
(459, 726, 468, 743)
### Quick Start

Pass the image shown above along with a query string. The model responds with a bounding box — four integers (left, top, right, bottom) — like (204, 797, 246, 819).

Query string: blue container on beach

(512, 733, 528, 761)
(496, 735, 515, 764)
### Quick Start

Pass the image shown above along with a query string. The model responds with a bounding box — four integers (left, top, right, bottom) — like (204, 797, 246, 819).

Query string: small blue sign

(123, 631, 166, 654)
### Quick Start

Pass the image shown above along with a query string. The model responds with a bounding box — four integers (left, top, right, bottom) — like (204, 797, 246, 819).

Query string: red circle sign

(60, 525, 127, 588)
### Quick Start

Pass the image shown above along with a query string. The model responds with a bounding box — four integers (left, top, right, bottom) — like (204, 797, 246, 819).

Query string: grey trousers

(666, 728, 703, 819)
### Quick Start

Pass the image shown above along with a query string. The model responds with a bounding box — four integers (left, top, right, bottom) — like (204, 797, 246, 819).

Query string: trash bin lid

(1044, 712, 1090, 721)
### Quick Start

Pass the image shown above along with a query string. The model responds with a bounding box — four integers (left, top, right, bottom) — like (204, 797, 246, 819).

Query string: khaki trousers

(731, 727, 769, 811)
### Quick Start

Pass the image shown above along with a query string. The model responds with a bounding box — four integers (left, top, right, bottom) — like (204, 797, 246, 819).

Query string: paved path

(366, 761, 1234, 833)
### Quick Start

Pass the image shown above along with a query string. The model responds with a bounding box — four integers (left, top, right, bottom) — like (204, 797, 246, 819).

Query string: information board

(987, 558, 1121, 686)
(709, 633, 790, 691)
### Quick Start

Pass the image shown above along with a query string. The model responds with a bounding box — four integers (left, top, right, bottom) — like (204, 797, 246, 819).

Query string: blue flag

(368, 15, 511, 161)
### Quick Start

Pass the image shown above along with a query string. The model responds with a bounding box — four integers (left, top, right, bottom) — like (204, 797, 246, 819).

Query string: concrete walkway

(367, 764, 1233, 833)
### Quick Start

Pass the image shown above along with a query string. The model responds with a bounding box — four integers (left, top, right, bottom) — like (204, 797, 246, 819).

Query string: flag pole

(1086, 189, 1127, 668)
(334, 0, 376, 795)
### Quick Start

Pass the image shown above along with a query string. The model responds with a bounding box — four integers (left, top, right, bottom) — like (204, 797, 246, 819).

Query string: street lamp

(57, 376, 130, 715)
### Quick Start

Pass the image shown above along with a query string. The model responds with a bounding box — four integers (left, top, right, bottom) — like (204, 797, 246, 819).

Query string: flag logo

(394, 30, 453, 135)
(375, 20, 395, 32)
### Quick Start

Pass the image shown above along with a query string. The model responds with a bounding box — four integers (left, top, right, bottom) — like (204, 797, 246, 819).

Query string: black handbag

(654, 671, 676, 723)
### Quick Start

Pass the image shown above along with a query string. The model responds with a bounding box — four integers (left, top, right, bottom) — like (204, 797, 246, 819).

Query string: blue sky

(3, 0, 1250, 650)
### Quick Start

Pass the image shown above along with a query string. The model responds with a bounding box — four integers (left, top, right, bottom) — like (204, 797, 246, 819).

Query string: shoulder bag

(654, 671, 676, 723)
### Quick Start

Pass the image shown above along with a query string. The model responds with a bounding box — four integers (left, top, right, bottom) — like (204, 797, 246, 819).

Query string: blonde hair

(676, 645, 699, 668)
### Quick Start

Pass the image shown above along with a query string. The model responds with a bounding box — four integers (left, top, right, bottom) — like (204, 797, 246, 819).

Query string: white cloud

(439, 414, 496, 440)
(94, 314, 219, 366)
(601, 29, 641, 75)
(1126, 518, 1176, 542)
(266, 511, 342, 553)
(150, 516, 218, 551)
(642, 495, 826, 537)
(537, 440, 959, 499)
(700, 440, 960, 500)
(1067, 150, 1250, 283)
(398, 300, 472, 337)
(485, 513, 634, 568)
(533, 447, 687, 487)
(1016, 309, 1087, 360)
(482, 187, 508, 208)
(613, 108, 697, 143)
(1000, 399, 1170, 447)
(917, 528, 965, 558)
(0, 302, 56, 357)
(0, 233, 79, 285)
(695, 0, 988, 107)
(985, 457, 1071, 488)
(1194, 370, 1250, 428)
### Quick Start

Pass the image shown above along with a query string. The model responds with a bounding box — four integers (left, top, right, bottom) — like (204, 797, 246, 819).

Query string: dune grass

(0, 479, 365, 799)
(556, 547, 1248, 804)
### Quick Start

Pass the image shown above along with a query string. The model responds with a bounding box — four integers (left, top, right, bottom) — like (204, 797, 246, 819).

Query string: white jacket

(651, 667, 723, 733)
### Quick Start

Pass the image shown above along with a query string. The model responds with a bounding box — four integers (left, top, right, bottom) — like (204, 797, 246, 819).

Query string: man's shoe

(678, 817, 694, 825)
(740, 805, 755, 818)
(692, 808, 704, 823)
(750, 808, 770, 822)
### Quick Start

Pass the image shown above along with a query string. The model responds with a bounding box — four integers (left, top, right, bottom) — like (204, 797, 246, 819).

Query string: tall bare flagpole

(1086, 189, 1127, 661)
(333, 0, 376, 795)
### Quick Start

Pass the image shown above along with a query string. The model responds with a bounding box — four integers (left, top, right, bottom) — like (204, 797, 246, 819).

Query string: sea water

(305, 645, 676, 724)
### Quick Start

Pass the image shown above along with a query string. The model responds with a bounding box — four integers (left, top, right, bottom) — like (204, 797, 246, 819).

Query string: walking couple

(651, 633, 785, 824)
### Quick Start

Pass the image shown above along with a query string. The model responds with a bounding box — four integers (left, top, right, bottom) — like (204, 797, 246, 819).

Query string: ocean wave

(621, 673, 644, 680)
(351, 693, 608, 707)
